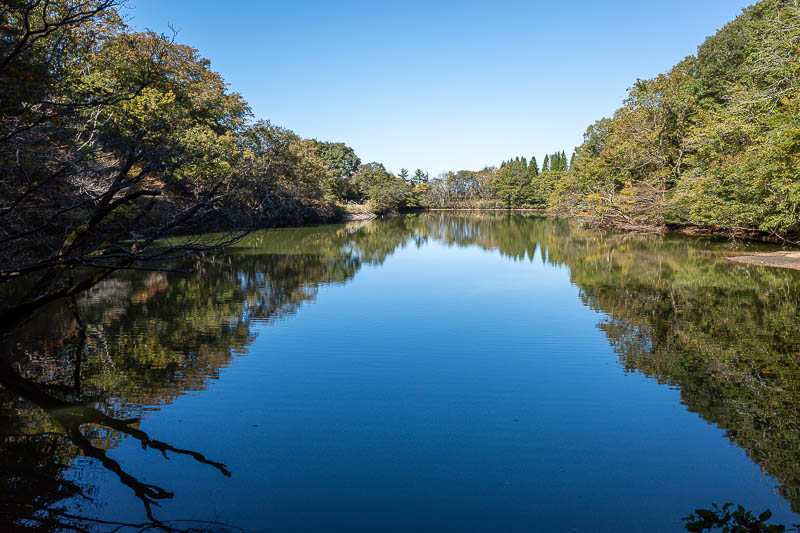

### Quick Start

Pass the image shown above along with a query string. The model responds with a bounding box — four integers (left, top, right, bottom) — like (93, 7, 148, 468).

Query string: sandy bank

(727, 251, 800, 271)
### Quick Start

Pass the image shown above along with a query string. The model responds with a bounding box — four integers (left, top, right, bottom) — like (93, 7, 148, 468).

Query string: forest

(2, 0, 800, 335)
(553, 0, 800, 241)
(401, 0, 800, 243)
(428, 0, 800, 243)
(0, 0, 425, 337)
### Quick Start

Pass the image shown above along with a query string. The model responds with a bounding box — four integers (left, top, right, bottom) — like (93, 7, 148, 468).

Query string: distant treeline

(0, 0, 626, 245)
(422, 151, 572, 209)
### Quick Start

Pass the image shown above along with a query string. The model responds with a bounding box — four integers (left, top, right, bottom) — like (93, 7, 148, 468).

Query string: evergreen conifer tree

(542, 154, 550, 172)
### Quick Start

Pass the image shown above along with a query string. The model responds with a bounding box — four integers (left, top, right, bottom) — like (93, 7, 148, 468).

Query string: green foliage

(425, 168, 496, 208)
(406, 169, 429, 208)
(354, 162, 409, 213)
(233, 120, 334, 222)
(0, 0, 389, 258)
(553, 0, 800, 238)
(315, 141, 361, 178)
(529, 156, 540, 176)
(683, 503, 794, 532)
(365, 180, 410, 213)
(494, 159, 531, 207)
(423, 151, 570, 209)
(314, 141, 362, 201)
(542, 151, 569, 171)
(0, 0, 391, 337)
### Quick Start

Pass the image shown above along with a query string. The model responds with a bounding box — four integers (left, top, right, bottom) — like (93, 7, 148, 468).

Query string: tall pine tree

(530, 156, 539, 176)
(542, 154, 550, 172)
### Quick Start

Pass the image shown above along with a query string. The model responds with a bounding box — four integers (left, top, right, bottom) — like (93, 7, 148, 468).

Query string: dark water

(3, 213, 800, 532)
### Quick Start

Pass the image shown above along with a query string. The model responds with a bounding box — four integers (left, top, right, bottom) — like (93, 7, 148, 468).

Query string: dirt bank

(727, 251, 800, 271)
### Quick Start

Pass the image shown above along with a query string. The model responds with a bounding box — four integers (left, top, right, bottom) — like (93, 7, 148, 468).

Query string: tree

(542, 154, 550, 172)
(493, 159, 531, 208)
(529, 156, 540, 176)
(314, 141, 361, 178)
(548, 0, 800, 238)
(234, 121, 335, 223)
(313, 141, 361, 202)
(0, 1, 249, 338)
(398, 168, 410, 181)
(354, 163, 409, 213)
(407, 169, 429, 208)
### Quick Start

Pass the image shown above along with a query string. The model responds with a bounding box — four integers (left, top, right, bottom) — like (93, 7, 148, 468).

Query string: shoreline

(424, 207, 547, 212)
(234, 207, 800, 271)
(418, 210, 800, 271)
(416, 209, 799, 244)
(727, 251, 800, 271)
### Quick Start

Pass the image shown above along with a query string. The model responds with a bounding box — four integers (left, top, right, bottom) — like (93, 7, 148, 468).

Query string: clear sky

(127, 0, 754, 177)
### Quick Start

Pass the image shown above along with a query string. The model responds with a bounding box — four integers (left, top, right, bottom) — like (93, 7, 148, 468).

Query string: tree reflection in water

(2, 215, 800, 529)
(0, 221, 411, 531)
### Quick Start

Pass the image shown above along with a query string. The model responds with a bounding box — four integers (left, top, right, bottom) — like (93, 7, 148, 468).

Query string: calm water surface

(3, 213, 800, 532)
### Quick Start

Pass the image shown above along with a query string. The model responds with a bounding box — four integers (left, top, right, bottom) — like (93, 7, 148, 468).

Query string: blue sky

(128, 1, 754, 176)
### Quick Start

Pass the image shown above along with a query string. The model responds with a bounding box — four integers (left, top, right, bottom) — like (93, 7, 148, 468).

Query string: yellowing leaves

(119, 88, 176, 125)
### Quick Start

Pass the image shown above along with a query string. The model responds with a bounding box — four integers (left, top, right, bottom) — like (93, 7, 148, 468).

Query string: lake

(3, 213, 800, 532)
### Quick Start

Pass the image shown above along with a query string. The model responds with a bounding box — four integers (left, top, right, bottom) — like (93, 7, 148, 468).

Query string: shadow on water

(2, 213, 800, 530)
